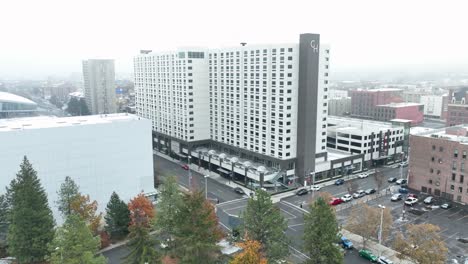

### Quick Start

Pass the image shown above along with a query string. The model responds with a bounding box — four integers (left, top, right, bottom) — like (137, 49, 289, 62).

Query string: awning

(217, 168, 230, 174)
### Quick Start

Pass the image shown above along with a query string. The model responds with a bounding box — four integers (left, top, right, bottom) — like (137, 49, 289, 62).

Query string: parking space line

(455, 214, 468, 222)
(443, 232, 459, 242)
(448, 209, 462, 218)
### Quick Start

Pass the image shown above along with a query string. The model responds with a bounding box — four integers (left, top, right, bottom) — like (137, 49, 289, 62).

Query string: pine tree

(105, 192, 130, 239)
(56, 176, 80, 217)
(155, 176, 182, 244)
(48, 214, 106, 264)
(173, 191, 223, 264)
(0, 194, 8, 257)
(125, 193, 159, 264)
(303, 197, 343, 264)
(242, 189, 289, 261)
(7, 156, 55, 263)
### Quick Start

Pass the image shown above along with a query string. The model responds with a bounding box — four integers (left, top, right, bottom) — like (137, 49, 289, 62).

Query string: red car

(181, 164, 189, 170)
(408, 193, 418, 198)
(329, 198, 344, 206)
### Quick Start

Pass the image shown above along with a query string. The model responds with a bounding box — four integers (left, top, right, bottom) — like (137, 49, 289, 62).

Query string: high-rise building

(134, 33, 330, 183)
(82, 59, 116, 114)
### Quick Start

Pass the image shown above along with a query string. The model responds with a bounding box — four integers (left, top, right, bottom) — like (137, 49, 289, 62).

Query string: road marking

(448, 209, 462, 218)
(219, 221, 232, 231)
(443, 232, 459, 242)
(217, 197, 248, 206)
(281, 201, 309, 214)
(289, 223, 305, 228)
(289, 245, 310, 260)
(455, 214, 468, 222)
(223, 205, 247, 213)
(280, 208, 297, 219)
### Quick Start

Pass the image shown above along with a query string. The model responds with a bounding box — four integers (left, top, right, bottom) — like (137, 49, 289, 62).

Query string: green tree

(303, 197, 343, 264)
(7, 156, 55, 263)
(67, 97, 80, 116)
(79, 98, 90, 115)
(155, 176, 183, 244)
(0, 194, 9, 257)
(105, 192, 130, 239)
(56, 176, 80, 217)
(173, 191, 223, 263)
(49, 214, 106, 264)
(242, 189, 289, 262)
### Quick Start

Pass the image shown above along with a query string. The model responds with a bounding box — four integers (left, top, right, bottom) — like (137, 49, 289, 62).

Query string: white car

(358, 173, 369, 179)
(404, 197, 418, 206)
(341, 194, 353, 202)
(377, 256, 394, 264)
(424, 196, 434, 204)
(396, 179, 407, 185)
(353, 190, 366, 199)
(391, 194, 403, 201)
(310, 185, 322, 191)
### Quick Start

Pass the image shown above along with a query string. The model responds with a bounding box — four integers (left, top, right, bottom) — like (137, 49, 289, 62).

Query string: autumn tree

(48, 214, 106, 264)
(345, 203, 392, 248)
(105, 192, 130, 240)
(57, 176, 80, 217)
(230, 239, 267, 264)
(124, 193, 159, 264)
(303, 197, 343, 264)
(70, 194, 102, 235)
(394, 224, 447, 264)
(173, 191, 223, 263)
(243, 189, 289, 262)
(155, 176, 183, 246)
(7, 157, 55, 263)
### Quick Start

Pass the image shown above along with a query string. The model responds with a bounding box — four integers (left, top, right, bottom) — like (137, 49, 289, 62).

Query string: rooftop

(410, 126, 435, 135)
(412, 124, 468, 144)
(353, 88, 403, 93)
(0, 113, 144, 132)
(377, 102, 423, 108)
(0, 92, 36, 106)
(328, 116, 400, 134)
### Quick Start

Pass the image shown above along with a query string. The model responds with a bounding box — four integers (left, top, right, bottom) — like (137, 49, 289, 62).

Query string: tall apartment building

(135, 33, 330, 183)
(447, 87, 468, 126)
(82, 59, 117, 114)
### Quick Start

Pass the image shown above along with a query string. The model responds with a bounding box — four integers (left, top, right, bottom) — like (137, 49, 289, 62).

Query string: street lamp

(204, 175, 210, 200)
(378, 205, 385, 245)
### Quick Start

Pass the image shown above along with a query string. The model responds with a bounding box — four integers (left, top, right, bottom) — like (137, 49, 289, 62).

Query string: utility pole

(378, 205, 385, 245)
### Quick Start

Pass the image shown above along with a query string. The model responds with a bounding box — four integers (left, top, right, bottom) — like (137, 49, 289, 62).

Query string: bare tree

(373, 169, 385, 195)
(346, 180, 360, 195)
(345, 203, 393, 248)
(394, 224, 447, 264)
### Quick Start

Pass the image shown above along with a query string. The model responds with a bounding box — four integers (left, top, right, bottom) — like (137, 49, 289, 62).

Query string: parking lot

(335, 191, 468, 261)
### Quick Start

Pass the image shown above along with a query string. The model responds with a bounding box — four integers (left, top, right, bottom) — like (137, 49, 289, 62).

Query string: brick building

(350, 88, 403, 119)
(447, 87, 468, 126)
(409, 126, 468, 205)
(374, 103, 424, 125)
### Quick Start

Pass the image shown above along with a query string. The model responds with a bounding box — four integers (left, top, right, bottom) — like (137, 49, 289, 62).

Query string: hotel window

(454, 149, 458, 158)
(463, 151, 467, 159)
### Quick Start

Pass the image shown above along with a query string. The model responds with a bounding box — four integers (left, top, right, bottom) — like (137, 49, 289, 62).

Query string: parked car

(358, 173, 369, 179)
(408, 193, 418, 198)
(404, 197, 418, 206)
(396, 179, 407, 185)
(233, 187, 245, 195)
(399, 161, 409, 167)
(353, 190, 366, 199)
(441, 203, 451, 209)
(310, 185, 321, 191)
(398, 188, 408, 194)
(341, 194, 353, 202)
(296, 188, 308, 196)
(359, 249, 378, 262)
(365, 188, 376, 195)
(391, 193, 403, 201)
(335, 179, 345, 185)
(341, 236, 353, 249)
(329, 198, 344, 206)
(181, 164, 189, 170)
(388, 177, 397, 183)
(424, 196, 434, 204)
(377, 256, 394, 264)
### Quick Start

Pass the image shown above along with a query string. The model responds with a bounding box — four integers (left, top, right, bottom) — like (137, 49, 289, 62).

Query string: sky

(1, 0, 467, 79)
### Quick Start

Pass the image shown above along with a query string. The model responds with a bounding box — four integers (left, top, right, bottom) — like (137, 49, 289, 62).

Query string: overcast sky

(1, 0, 467, 79)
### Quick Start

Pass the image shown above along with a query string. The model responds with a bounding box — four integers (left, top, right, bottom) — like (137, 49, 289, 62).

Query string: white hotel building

(134, 34, 329, 185)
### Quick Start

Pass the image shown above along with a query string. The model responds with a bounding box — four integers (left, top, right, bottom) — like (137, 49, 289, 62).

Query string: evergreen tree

(303, 197, 343, 264)
(105, 192, 130, 239)
(67, 97, 80, 116)
(79, 98, 90, 115)
(48, 214, 106, 264)
(155, 176, 182, 245)
(173, 191, 223, 264)
(0, 195, 8, 257)
(7, 156, 55, 263)
(242, 189, 289, 261)
(56, 176, 80, 217)
(124, 193, 159, 264)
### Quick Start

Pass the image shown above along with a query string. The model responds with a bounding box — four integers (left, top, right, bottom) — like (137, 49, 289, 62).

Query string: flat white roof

(354, 88, 403, 92)
(0, 113, 144, 132)
(377, 102, 423, 108)
(410, 126, 435, 135)
(412, 125, 468, 143)
(328, 116, 400, 134)
(0, 92, 36, 105)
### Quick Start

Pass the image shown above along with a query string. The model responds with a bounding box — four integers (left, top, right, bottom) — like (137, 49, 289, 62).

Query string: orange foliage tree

(70, 194, 102, 235)
(128, 192, 155, 227)
(230, 239, 267, 264)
